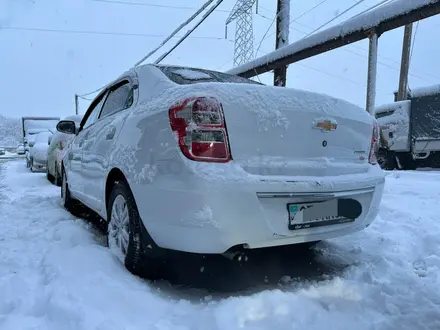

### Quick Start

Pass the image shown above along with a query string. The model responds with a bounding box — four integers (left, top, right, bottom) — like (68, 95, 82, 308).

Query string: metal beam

(227, 0, 440, 78)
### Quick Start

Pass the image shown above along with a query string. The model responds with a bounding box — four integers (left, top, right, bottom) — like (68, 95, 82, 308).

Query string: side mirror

(56, 120, 76, 135)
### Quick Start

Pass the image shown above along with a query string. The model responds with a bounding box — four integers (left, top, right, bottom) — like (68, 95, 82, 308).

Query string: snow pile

(181, 205, 220, 228)
(410, 84, 440, 98)
(0, 115, 21, 147)
(1, 161, 440, 329)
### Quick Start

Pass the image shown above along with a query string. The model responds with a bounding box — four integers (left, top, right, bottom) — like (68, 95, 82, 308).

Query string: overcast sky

(1, 0, 440, 118)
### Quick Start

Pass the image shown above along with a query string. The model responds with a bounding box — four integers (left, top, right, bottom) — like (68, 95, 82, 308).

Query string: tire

(46, 168, 55, 183)
(377, 149, 396, 170)
(54, 164, 61, 187)
(30, 159, 35, 172)
(107, 180, 161, 279)
(397, 153, 417, 171)
(61, 168, 75, 212)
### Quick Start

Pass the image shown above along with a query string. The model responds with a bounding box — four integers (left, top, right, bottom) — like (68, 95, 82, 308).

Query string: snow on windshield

(172, 68, 211, 80)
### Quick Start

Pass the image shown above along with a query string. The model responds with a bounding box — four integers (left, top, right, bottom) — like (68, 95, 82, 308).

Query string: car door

(82, 78, 136, 211)
(68, 90, 108, 200)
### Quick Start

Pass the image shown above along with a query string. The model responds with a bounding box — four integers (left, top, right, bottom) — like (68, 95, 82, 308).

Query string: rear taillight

(369, 119, 380, 165)
(169, 97, 231, 162)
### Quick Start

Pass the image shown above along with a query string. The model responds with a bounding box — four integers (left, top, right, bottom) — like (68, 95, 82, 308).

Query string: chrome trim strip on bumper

(256, 187, 375, 199)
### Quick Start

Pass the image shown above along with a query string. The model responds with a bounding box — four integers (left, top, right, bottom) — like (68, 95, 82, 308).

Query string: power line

(154, 0, 225, 64)
(0, 25, 231, 40)
(79, 0, 225, 96)
(91, 0, 231, 12)
(304, 0, 367, 38)
(259, 0, 329, 43)
(257, 3, 440, 84)
(134, 0, 217, 67)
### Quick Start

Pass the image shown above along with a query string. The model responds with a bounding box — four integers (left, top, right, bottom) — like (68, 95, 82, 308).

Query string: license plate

(287, 199, 354, 230)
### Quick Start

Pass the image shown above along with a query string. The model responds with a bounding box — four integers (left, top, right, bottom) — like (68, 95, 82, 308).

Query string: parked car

(16, 143, 25, 155)
(46, 115, 83, 186)
(57, 64, 385, 278)
(0, 147, 5, 156)
(25, 129, 46, 167)
(29, 130, 53, 172)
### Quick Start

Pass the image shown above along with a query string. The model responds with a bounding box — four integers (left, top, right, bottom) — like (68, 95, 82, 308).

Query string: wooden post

(397, 23, 413, 101)
(273, 0, 290, 87)
(74, 94, 79, 115)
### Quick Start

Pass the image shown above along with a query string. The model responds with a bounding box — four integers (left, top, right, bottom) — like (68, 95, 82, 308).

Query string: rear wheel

(61, 168, 76, 212)
(107, 180, 161, 279)
(46, 167, 55, 183)
(54, 164, 61, 187)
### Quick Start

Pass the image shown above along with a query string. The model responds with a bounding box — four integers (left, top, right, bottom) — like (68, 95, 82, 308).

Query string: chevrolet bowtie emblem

(314, 120, 337, 132)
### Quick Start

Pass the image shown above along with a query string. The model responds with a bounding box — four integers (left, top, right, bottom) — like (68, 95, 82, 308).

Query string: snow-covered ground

(1, 160, 440, 330)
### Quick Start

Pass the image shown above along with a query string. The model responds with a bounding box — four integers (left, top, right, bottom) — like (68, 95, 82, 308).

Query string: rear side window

(99, 81, 133, 119)
(157, 66, 262, 85)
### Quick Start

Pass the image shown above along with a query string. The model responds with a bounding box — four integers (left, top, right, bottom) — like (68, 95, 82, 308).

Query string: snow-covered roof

(409, 84, 440, 98)
(375, 100, 411, 114)
(227, 0, 438, 77)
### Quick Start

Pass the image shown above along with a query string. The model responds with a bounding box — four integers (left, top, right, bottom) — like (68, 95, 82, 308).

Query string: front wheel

(107, 181, 161, 279)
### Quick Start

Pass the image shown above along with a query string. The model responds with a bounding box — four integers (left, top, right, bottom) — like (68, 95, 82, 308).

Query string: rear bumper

(135, 167, 385, 254)
(31, 158, 47, 171)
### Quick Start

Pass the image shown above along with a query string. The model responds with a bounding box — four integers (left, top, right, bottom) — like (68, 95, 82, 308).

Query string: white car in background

(29, 130, 53, 172)
(57, 64, 385, 278)
(46, 115, 83, 186)
(16, 144, 25, 155)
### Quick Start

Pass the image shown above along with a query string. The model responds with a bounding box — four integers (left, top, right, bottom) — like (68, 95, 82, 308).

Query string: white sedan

(57, 64, 385, 278)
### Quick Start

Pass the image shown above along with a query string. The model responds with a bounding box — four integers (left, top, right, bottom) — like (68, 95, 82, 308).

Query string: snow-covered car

(16, 143, 25, 155)
(29, 131, 53, 172)
(0, 147, 5, 156)
(25, 129, 47, 167)
(46, 115, 83, 186)
(58, 64, 385, 278)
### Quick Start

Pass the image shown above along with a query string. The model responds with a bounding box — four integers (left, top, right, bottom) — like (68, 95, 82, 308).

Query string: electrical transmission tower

(225, 0, 257, 67)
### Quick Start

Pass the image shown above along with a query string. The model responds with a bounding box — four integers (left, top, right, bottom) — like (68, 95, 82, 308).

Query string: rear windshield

(156, 66, 263, 86)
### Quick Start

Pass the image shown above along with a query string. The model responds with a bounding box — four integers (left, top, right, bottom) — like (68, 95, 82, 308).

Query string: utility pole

(274, 0, 290, 87)
(74, 94, 79, 115)
(397, 23, 413, 101)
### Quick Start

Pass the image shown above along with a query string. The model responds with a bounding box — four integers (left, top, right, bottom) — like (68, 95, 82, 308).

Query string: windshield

(156, 65, 263, 86)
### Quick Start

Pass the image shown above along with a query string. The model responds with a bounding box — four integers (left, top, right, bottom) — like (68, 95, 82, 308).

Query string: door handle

(106, 126, 116, 140)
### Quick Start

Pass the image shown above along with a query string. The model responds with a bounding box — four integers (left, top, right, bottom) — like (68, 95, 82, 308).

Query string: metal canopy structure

(227, 0, 440, 79)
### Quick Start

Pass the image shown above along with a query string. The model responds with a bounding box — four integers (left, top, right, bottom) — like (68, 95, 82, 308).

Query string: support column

(366, 32, 378, 114)
(397, 23, 413, 101)
(273, 0, 290, 87)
